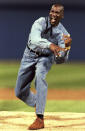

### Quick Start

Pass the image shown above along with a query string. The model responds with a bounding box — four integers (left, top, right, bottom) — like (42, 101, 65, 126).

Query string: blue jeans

(15, 47, 53, 115)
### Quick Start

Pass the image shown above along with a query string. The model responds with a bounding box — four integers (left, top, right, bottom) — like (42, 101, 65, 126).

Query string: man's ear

(61, 12, 64, 18)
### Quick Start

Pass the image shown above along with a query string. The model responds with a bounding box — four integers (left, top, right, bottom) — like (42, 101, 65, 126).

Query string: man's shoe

(28, 117, 44, 130)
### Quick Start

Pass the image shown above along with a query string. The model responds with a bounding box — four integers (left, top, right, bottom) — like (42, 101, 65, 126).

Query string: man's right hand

(50, 43, 65, 57)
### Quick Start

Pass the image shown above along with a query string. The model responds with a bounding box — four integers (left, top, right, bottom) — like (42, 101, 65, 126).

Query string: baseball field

(0, 61, 85, 131)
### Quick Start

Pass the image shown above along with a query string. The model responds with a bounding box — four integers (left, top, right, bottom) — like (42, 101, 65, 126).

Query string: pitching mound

(0, 112, 85, 131)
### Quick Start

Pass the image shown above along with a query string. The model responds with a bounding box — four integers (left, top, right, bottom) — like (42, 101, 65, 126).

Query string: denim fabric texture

(15, 47, 53, 114)
(15, 16, 70, 115)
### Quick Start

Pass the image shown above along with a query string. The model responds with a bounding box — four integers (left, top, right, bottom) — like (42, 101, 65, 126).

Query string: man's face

(49, 6, 64, 26)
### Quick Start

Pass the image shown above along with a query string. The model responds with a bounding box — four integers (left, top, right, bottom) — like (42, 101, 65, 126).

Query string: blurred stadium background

(0, 0, 85, 112)
(0, 0, 85, 60)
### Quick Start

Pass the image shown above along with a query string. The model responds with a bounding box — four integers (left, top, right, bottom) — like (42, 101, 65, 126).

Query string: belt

(27, 44, 43, 57)
(26, 44, 49, 57)
(27, 44, 37, 54)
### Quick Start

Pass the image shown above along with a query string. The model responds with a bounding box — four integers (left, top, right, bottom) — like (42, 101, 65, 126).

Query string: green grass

(0, 100, 85, 113)
(46, 62, 85, 89)
(0, 61, 19, 88)
(0, 61, 85, 89)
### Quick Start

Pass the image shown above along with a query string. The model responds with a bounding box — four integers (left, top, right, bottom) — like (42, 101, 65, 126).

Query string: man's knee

(15, 88, 20, 98)
(15, 88, 22, 99)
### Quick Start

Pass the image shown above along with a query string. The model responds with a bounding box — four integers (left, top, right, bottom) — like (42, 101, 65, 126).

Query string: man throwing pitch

(15, 3, 72, 130)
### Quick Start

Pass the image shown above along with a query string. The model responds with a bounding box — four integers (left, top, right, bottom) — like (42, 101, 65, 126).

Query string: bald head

(52, 3, 64, 12)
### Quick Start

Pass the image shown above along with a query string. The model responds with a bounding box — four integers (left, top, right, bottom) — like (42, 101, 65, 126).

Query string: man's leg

(15, 55, 36, 107)
(29, 57, 52, 130)
(35, 57, 52, 115)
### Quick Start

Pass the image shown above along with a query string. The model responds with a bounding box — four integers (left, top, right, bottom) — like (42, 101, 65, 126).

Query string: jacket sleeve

(29, 17, 51, 49)
(56, 23, 71, 63)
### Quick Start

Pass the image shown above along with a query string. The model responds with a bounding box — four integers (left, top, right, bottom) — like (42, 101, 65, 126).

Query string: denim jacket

(27, 17, 70, 63)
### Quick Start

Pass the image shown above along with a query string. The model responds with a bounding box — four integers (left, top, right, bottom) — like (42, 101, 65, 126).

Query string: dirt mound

(0, 112, 85, 131)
